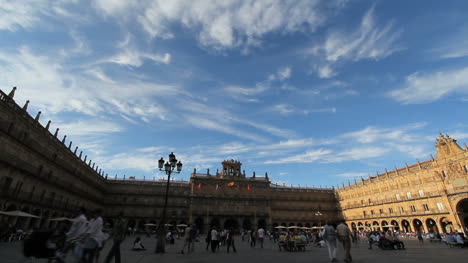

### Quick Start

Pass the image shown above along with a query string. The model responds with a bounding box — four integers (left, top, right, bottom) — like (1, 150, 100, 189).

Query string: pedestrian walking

(61, 207, 87, 261)
(180, 226, 191, 254)
(257, 227, 265, 248)
(226, 228, 236, 253)
(336, 220, 353, 263)
(322, 222, 337, 262)
(104, 212, 127, 263)
(205, 228, 212, 251)
(210, 228, 218, 253)
(81, 209, 104, 263)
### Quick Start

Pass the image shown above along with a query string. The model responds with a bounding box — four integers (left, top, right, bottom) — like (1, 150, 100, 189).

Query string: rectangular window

(418, 189, 424, 197)
(399, 207, 405, 213)
(410, 205, 416, 212)
(437, 202, 444, 211)
(396, 194, 401, 201)
(406, 192, 412, 199)
(363, 211, 367, 217)
(423, 204, 429, 211)
(371, 210, 375, 215)
(389, 208, 394, 214)
(379, 209, 384, 214)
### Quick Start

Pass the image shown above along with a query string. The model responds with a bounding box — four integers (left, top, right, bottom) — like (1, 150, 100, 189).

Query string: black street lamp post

(155, 152, 183, 253)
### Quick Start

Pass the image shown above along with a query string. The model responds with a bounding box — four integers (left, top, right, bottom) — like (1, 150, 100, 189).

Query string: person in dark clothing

(227, 228, 236, 253)
(205, 228, 212, 251)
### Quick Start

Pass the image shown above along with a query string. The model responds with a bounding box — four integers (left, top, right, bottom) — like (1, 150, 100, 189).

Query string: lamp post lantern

(155, 152, 183, 253)
(315, 211, 323, 226)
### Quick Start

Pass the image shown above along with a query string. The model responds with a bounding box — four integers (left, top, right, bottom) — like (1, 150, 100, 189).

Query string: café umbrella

(0, 211, 40, 218)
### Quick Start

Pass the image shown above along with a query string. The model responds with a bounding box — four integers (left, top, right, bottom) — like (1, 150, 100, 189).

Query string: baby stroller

(23, 230, 65, 262)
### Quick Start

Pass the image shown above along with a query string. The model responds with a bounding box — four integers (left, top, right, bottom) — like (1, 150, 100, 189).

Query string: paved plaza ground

(1, 236, 466, 263)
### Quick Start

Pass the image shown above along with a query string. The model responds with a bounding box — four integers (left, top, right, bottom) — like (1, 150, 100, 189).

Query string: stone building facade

(1, 87, 467, 234)
(337, 134, 468, 234)
(0, 88, 337, 233)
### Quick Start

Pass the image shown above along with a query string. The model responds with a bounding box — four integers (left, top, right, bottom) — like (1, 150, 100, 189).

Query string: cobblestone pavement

(1, 236, 466, 263)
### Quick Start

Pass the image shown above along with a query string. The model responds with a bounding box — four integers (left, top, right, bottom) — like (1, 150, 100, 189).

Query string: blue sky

(1, 0, 468, 188)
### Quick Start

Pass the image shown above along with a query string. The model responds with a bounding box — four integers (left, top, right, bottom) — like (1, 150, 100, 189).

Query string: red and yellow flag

(247, 184, 251, 191)
(227, 181, 235, 187)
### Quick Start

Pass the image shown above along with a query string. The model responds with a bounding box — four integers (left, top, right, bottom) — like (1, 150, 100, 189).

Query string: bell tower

(220, 159, 243, 177)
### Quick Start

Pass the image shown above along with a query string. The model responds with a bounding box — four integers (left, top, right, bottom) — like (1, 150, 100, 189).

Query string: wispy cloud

(265, 149, 333, 164)
(0, 46, 178, 121)
(388, 67, 468, 104)
(334, 172, 368, 178)
(310, 6, 402, 78)
(106, 0, 334, 51)
(271, 104, 336, 116)
(55, 119, 124, 137)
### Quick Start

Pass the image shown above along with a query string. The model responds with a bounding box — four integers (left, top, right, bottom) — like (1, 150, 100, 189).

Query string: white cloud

(185, 115, 268, 142)
(317, 64, 336, 79)
(272, 104, 336, 116)
(101, 33, 171, 67)
(278, 67, 292, 80)
(311, 6, 402, 78)
(324, 146, 390, 163)
(224, 84, 267, 96)
(93, 0, 333, 51)
(0, 0, 87, 31)
(264, 149, 332, 164)
(334, 172, 368, 178)
(273, 104, 295, 115)
(55, 119, 124, 137)
(0, 47, 177, 120)
(388, 67, 468, 104)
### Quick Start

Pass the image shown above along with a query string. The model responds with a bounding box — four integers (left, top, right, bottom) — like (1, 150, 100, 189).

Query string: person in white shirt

(257, 228, 265, 248)
(210, 228, 218, 253)
(61, 207, 88, 260)
(322, 222, 337, 262)
(82, 209, 103, 263)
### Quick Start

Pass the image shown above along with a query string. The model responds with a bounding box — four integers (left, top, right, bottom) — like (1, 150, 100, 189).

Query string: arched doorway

(242, 218, 251, 230)
(281, 222, 287, 227)
(258, 219, 267, 229)
(440, 217, 453, 233)
(211, 218, 220, 229)
(351, 222, 357, 231)
(305, 223, 311, 228)
(425, 218, 439, 233)
(381, 221, 389, 232)
(357, 222, 364, 231)
(401, 220, 410, 232)
(390, 220, 400, 231)
(372, 221, 379, 231)
(456, 198, 468, 234)
(364, 221, 371, 231)
(195, 218, 204, 233)
(413, 219, 423, 233)
(224, 218, 239, 230)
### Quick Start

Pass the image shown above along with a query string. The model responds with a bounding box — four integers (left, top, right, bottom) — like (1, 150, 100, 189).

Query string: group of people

(321, 220, 354, 263)
(367, 231, 405, 249)
(24, 207, 127, 263)
(443, 231, 468, 247)
(205, 227, 238, 253)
